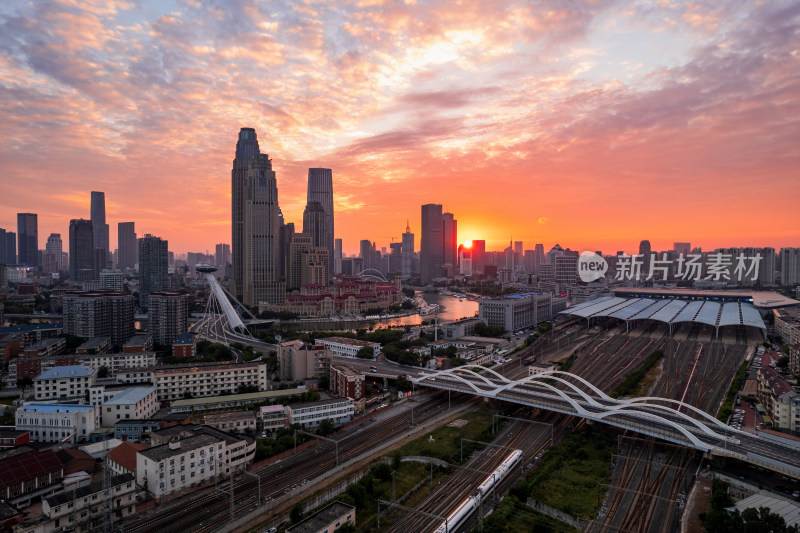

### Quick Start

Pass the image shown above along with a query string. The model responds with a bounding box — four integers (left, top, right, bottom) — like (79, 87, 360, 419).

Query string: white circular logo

(578, 251, 608, 282)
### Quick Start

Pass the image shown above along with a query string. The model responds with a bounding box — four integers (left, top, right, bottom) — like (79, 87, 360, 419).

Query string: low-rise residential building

(287, 398, 354, 429)
(107, 442, 148, 475)
(151, 362, 268, 402)
(278, 341, 332, 382)
(94, 386, 159, 427)
(136, 426, 255, 499)
(757, 364, 800, 432)
(0, 429, 30, 448)
(203, 411, 257, 434)
(442, 317, 483, 339)
(76, 336, 111, 355)
(315, 336, 381, 359)
(775, 308, 800, 374)
(114, 419, 162, 443)
(168, 389, 307, 413)
(34, 365, 96, 401)
(0, 450, 64, 506)
(259, 405, 288, 437)
(40, 473, 137, 532)
(172, 332, 197, 359)
(22, 337, 66, 358)
(529, 363, 558, 376)
(123, 334, 153, 353)
(330, 364, 365, 400)
(16, 403, 97, 443)
(79, 350, 157, 374)
(286, 501, 356, 533)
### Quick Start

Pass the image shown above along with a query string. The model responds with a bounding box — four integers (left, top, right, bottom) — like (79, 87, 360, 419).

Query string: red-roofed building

(0, 449, 64, 505)
(107, 442, 147, 476)
(56, 448, 98, 475)
(260, 277, 402, 317)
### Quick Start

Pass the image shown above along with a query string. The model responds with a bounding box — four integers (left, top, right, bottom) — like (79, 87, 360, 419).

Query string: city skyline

(1, 1, 799, 255)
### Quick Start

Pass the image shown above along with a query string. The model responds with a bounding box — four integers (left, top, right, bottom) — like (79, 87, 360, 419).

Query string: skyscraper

(334, 238, 343, 276)
(673, 242, 691, 256)
(90, 191, 109, 257)
(138, 234, 169, 309)
(781, 248, 800, 286)
(69, 219, 95, 282)
(472, 240, 486, 275)
(360, 240, 376, 272)
(442, 212, 457, 277)
(118, 222, 136, 270)
(43, 233, 64, 273)
(303, 202, 328, 250)
(420, 204, 443, 283)
(514, 241, 523, 271)
(214, 243, 231, 267)
(0, 228, 15, 265)
(402, 222, 414, 280)
(287, 233, 313, 291)
(243, 153, 283, 306)
(639, 239, 652, 280)
(306, 168, 334, 267)
(16, 213, 38, 267)
(231, 128, 261, 302)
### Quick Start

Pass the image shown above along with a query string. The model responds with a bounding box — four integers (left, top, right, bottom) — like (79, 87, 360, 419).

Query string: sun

(463, 240, 472, 248)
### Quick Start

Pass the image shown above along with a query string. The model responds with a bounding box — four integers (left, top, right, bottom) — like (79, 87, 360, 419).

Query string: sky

(1, 0, 799, 257)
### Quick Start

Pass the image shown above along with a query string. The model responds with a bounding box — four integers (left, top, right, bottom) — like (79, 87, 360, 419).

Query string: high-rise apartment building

(243, 153, 283, 306)
(402, 222, 414, 280)
(17, 213, 38, 267)
(782, 248, 800, 286)
(231, 128, 261, 302)
(420, 204, 444, 283)
(69, 219, 95, 282)
(90, 192, 109, 260)
(306, 168, 335, 269)
(62, 291, 135, 347)
(760, 247, 776, 286)
(214, 243, 230, 267)
(118, 222, 136, 270)
(334, 238, 343, 276)
(148, 292, 188, 345)
(360, 240, 376, 272)
(442, 212, 457, 277)
(0, 228, 15, 265)
(301, 248, 330, 286)
(138, 235, 168, 309)
(514, 241, 523, 271)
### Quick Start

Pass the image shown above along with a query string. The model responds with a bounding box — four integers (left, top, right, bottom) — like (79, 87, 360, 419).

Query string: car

(267, 528, 278, 533)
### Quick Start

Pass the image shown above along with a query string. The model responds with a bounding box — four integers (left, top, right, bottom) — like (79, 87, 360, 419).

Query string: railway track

(121, 395, 459, 533)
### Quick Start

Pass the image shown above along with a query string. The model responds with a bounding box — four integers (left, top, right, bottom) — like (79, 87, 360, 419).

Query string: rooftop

(35, 365, 95, 381)
(123, 334, 152, 347)
(106, 442, 147, 473)
(315, 336, 380, 347)
(728, 494, 800, 527)
(104, 387, 155, 405)
(203, 411, 256, 423)
(170, 388, 306, 408)
(614, 287, 800, 309)
(139, 434, 219, 461)
(290, 397, 351, 411)
(19, 403, 94, 414)
(0, 450, 62, 489)
(45, 473, 134, 507)
(174, 332, 196, 344)
(286, 501, 355, 533)
(152, 361, 263, 376)
(77, 337, 110, 350)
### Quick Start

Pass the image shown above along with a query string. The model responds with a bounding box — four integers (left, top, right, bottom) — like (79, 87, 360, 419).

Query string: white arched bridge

(410, 366, 800, 478)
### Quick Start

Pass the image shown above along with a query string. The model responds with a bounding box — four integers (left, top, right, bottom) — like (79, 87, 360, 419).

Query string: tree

(97, 366, 110, 378)
(318, 375, 330, 391)
(16, 376, 33, 391)
(316, 419, 335, 437)
(396, 375, 412, 392)
(356, 346, 374, 359)
(290, 503, 304, 524)
(372, 462, 392, 481)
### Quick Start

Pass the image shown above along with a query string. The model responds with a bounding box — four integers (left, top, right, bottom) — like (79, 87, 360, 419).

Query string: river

(372, 291, 479, 327)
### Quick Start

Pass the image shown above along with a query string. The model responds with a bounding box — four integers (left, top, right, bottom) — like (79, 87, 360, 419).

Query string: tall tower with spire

(402, 220, 415, 281)
(231, 128, 261, 302)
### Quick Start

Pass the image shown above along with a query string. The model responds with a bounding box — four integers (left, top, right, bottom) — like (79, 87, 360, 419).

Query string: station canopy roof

(561, 297, 766, 330)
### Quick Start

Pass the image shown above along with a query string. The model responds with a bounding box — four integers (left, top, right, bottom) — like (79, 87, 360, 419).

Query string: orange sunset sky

(1, 0, 798, 256)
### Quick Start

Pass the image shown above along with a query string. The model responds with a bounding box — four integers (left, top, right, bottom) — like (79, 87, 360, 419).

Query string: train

(433, 449, 523, 533)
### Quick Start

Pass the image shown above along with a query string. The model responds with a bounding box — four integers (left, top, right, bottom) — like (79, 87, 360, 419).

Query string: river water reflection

(372, 291, 479, 327)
